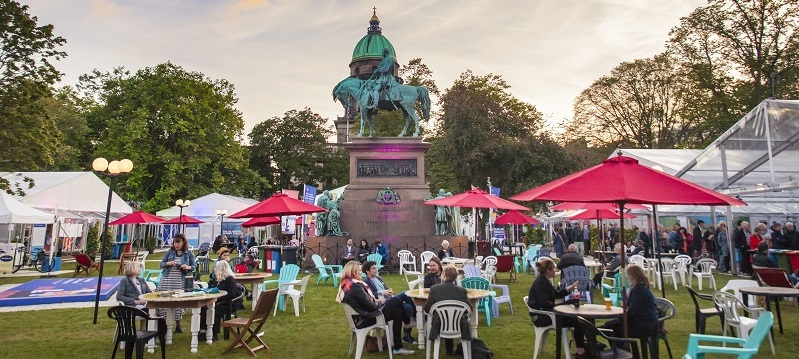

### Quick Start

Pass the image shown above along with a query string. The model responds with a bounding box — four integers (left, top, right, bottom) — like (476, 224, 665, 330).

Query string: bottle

(182, 268, 194, 292)
(572, 286, 581, 307)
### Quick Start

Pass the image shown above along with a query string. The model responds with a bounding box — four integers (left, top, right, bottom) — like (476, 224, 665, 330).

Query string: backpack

(455, 338, 493, 358)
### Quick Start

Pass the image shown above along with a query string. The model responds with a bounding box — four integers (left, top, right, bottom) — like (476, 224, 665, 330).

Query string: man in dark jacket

(423, 265, 470, 355)
(557, 244, 586, 270)
(785, 222, 799, 250)
(771, 223, 788, 249)
(733, 220, 752, 275)
(692, 220, 705, 257)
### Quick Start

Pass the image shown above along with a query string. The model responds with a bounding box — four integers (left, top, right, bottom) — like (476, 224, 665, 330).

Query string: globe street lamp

(175, 199, 191, 233)
(216, 209, 227, 238)
(92, 157, 133, 325)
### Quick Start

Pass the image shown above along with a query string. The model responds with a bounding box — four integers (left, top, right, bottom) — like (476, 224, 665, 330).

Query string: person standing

(582, 224, 591, 255)
(716, 221, 730, 272)
(553, 227, 566, 258)
(692, 220, 705, 257)
(158, 234, 196, 333)
(771, 223, 788, 249)
(423, 265, 471, 356)
(734, 220, 753, 275)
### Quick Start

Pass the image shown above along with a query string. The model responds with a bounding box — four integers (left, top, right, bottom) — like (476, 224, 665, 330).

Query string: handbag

(365, 334, 388, 352)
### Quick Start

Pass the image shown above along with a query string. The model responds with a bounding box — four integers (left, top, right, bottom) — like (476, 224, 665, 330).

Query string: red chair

(495, 255, 516, 282)
(754, 267, 793, 288)
(73, 253, 100, 277)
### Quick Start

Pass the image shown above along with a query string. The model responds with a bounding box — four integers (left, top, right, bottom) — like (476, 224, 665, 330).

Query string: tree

(249, 108, 338, 193)
(428, 70, 583, 199)
(568, 53, 693, 149)
(40, 86, 91, 170)
(0, 0, 67, 174)
(79, 62, 258, 211)
(667, 0, 799, 144)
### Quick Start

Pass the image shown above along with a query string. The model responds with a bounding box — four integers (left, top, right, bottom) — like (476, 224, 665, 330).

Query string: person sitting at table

(593, 243, 622, 286)
(200, 260, 244, 341)
(336, 261, 415, 355)
(372, 239, 388, 265)
(424, 256, 444, 288)
(362, 260, 416, 344)
(212, 235, 225, 252)
(437, 239, 455, 260)
(357, 239, 370, 263)
(423, 264, 470, 356)
(752, 241, 777, 268)
(158, 233, 196, 333)
(117, 261, 152, 309)
(340, 238, 357, 265)
(527, 257, 585, 358)
(247, 236, 258, 249)
(236, 236, 247, 254)
(557, 244, 585, 270)
(602, 264, 659, 348)
(631, 239, 646, 256)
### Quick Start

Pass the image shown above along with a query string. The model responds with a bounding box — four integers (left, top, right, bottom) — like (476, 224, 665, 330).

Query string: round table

(141, 291, 227, 353)
(233, 272, 272, 310)
(739, 286, 799, 335)
(405, 288, 492, 349)
(554, 304, 624, 359)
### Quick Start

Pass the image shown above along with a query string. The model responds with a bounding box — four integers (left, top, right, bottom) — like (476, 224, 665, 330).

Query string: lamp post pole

(217, 210, 227, 238)
(175, 199, 190, 233)
(92, 157, 133, 325)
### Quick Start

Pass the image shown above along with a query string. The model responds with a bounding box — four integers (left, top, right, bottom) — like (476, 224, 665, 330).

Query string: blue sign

(489, 186, 500, 197)
(33, 224, 46, 228)
(492, 228, 506, 240)
(303, 184, 318, 205)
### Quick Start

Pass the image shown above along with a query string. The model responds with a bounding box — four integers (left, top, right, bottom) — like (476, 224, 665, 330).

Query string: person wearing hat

(692, 220, 705, 258)
(210, 247, 233, 281)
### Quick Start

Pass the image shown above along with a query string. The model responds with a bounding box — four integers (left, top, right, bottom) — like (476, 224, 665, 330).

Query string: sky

(28, 0, 707, 137)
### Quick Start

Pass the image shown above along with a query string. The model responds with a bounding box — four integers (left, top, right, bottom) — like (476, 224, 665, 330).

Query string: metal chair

(425, 300, 472, 359)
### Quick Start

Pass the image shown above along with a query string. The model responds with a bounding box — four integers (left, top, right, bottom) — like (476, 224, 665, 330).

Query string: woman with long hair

(336, 261, 415, 355)
(678, 227, 691, 255)
(527, 257, 585, 357)
(357, 239, 370, 263)
(424, 256, 444, 288)
(603, 265, 659, 344)
(207, 260, 244, 340)
(158, 234, 196, 333)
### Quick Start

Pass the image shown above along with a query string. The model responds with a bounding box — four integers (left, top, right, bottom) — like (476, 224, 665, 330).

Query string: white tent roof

(156, 192, 259, 221)
(0, 192, 54, 224)
(0, 172, 132, 215)
(613, 99, 799, 217)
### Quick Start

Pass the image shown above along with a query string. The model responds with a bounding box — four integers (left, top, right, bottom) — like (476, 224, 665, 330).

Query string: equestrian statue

(332, 48, 431, 137)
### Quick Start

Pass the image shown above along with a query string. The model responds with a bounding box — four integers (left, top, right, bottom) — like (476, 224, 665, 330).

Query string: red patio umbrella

(549, 202, 648, 211)
(161, 215, 204, 225)
(109, 211, 165, 225)
(511, 152, 746, 341)
(494, 210, 539, 225)
(241, 216, 280, 228)
(568, 209, 635, 220)
(228, 193, 327, 218)
(424, 189, 529, 211)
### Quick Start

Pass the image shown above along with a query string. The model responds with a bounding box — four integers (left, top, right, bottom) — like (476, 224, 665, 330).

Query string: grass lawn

(1, 254, 796, 358)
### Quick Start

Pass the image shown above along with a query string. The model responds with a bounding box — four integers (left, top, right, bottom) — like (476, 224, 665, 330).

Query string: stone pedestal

(339, 138, 436, 249)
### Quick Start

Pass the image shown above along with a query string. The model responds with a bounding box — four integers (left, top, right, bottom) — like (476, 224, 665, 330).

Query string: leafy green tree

(40, 86, 91, 170)
(667, 0, 799, 144)
(79, 62, 257, 211)
(249, 108, 338, 193)
(0, 0, 67, 174)
(568, 53, 693, 149)
(428, 70, 583, 200)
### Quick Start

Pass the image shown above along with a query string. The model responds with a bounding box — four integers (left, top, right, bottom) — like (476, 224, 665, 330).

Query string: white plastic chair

(482, 264, 497, 284)
(689, 258, 717, 291)
(654, 258, 679, 291)
(462, 264, 482, 278)
(398, 250, 417, 275)
(420, 251, 437, 273)
(628, 254, 645, 267)
(482, 256, 498, 271)
(342, 303, 394, 359)
(523, 296, 573, 359)
(713, 291, 775, 355)
(425, 300, 472, 359)
(674, 255, 692, 286)
(275, 275, 309, 317)
(403, 270, 424, 291)
(720, 279, 760, 307)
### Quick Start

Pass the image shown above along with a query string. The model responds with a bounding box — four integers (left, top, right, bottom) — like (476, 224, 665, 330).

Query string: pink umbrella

(109, 211, 165, 225)
(161, 215, 204, 225)
(494, 210, 539, 225)
(241, 216, 281, 228)
(424, 189, 529, 210)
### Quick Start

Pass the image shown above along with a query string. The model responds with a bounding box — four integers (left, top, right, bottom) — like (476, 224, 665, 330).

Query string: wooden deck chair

(221, 288, 278, 356)
(73, 253, 100, 277)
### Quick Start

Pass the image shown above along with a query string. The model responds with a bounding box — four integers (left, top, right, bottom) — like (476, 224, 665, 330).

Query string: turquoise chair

(264, 264, 300, 311)
(600, 272, 628, 306)
(525, 246, 539, 273)
(513, 256, 523, 274)
(460, 277, 494, 326)
(366, 253, 384, 273)
(683, 311, 773, 359)
(311, 254, 342, 286)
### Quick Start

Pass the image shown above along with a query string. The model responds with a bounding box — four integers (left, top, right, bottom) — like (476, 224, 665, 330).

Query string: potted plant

(86, 222, 100, 260)
(145, 236, 156, 254)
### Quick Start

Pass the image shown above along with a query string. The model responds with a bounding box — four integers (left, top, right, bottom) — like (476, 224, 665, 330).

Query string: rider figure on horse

(368, 48, 399, 109)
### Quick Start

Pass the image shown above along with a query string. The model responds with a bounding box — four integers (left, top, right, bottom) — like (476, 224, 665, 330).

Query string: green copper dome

(351, 10, 397, 61)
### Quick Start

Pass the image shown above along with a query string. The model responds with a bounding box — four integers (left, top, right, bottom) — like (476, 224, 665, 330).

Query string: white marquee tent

(0, 172, 133, 216)
(0, 192, 54, 224)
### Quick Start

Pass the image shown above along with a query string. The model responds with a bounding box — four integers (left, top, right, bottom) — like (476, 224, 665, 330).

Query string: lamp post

(175, 199, 191, 233)
(216, 209, 227, 238)
(92, 157, 133, 325)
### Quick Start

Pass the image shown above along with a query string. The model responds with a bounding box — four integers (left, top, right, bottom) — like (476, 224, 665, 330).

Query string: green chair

(311, 254, 342, 286)
(460, 277, 494, 326)
(264, 264, 300, 312)
(366, 253, 384, 273)
(683, 311, 773, 359)
(194, 258, 212, 281)
(513, 256, 523, 274)
(600, 271, 628, 306)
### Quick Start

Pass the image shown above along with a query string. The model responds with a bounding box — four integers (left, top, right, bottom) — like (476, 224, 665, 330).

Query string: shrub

(86, 222, 100, 259)
(145, 236, 156, 253)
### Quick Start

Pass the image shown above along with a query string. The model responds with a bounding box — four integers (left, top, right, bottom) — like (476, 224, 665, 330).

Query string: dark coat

(556, 251, 585, 270)
(627, 283, 659, 337)
(437, 248, 455, 260)
(527, 274, 570, 327)
(785, 229, 799, 250)
(424, 273, 441, 289)
(693, 226, 704, 251)
(753, 252, 777, 268)
(342, 281, 381, 328)
(116, 276, 151, 306)
(422, 281, 471, 340)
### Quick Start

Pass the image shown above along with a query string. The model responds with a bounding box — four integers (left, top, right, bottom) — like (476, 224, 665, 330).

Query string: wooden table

(405, 288, 492, 350)
(233, 272, 271, 310)
(740, 286, 799, 335)
(141, 291, 227, 353)
(554, 304, 624, 359)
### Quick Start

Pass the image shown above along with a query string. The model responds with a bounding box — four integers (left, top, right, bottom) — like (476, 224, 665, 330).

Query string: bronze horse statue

(332, 77, 431, 137)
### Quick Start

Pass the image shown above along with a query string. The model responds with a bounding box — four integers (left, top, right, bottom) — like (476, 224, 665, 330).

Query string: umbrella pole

(619, 202, 628, 339)
(653, 205, 665, 298)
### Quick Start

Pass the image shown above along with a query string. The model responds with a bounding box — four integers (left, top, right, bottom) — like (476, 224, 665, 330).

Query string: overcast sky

(29, 0, 706, 136)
